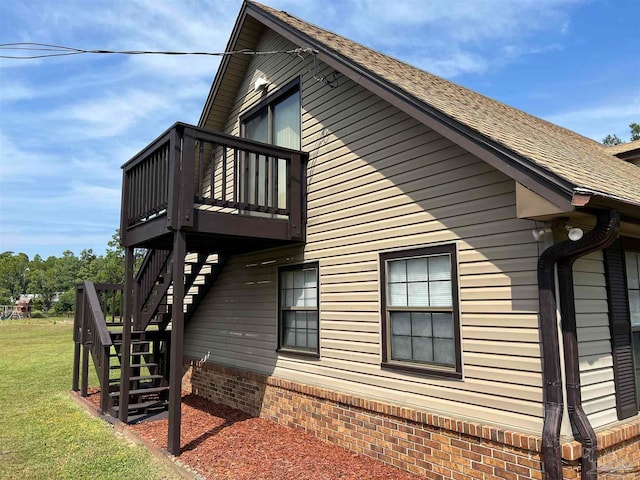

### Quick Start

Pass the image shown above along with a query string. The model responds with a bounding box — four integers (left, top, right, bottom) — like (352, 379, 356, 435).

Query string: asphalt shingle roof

(249, 1, 640, 206)
(606, 139, 640, 156)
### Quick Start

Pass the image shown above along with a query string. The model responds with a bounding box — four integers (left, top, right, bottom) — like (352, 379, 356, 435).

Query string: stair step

(111, 340, 150, 346)
(131, 362, 158, 369)
(111, 399, 169, 413)
(110, 351, 151, 358)
(109, 362, 158, 370)
(108, 374, 164, 383)
(109, 385, 169, 397)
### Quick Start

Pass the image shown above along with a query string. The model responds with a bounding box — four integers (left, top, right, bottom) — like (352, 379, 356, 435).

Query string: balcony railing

(120, 123, 306, 246)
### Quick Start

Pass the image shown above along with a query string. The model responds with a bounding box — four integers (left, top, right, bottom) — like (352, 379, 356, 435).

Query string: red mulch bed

(85, 389, 424, 480)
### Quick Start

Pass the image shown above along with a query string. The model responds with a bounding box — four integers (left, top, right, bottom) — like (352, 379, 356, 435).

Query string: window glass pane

(293, 288, 305, 307)
(283, 311, 296, 346)
(296, 329, 307, 348)
(257, 154, 266, 205)
(308, 330, 318, 349)
(304, 269, 317, 288)
(283, 311, 295, 329)
(303, 288, 316, 307)
(407, 282, 429, 306)
(391, 312, 411, 336)
(391, 336, 412, 360)
(407, 258, 428, 282)
(244, 109, 268, 142)
(307, 311, 318, 330)
(432, 313, 454, 338)
(434, 339, 455, 366)
(284, 290, 294, 308)
(294, 270, 304, 288)
(428, 255, 451, 281)
(412, 337, 433, 362)
(277, 158, 287, 209)
(388, 283, 407, 307)
(284, 271, 294, 289)
(429, 281, 452, 306)
(411, 312, 432, 337)
(273, 91, 300, 150)
(295, 311, 307, 329)
(626, 252, 639, 289)
(388, 260, 406, 283)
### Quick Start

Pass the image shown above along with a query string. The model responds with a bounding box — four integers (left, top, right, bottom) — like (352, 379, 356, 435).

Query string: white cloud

(544, 94, 640, 141)
(278, 0, 584, 78)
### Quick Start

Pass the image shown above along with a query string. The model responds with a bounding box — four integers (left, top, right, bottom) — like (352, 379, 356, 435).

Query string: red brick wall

(183, 359, 639, 479)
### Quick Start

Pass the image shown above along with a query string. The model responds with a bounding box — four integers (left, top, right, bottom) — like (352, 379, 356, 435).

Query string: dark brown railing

(73, 281, 123, 414)
(120, 122, 306, 241)
(135, 248, 172, 330)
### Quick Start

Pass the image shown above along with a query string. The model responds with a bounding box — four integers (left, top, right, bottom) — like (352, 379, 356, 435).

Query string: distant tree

(78, 249, 99, 281)
(53, 288, 75, 314)
(602, 134, 623, 146)
(603, 122, 640, 145)
(27, 256, 61, 311)
(0, 252, 30, 304)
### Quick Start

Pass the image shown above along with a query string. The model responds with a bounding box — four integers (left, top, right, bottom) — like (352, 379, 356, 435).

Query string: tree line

(0, 231, 140, 314)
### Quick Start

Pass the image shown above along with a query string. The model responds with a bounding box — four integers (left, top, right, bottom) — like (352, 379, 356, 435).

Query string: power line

(0, 42, 318, 60)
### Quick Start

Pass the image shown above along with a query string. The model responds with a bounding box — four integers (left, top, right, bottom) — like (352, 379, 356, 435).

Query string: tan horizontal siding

(186, 28, 546, 433)
(574, 251, 617, 429)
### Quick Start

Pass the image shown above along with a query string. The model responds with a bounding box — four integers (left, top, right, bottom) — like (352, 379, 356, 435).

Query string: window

(240, 78, 301, 210)
(604, 238, 640, 419)
(278, 263, 319, 356)
(380, 244, 462, 378)
(625, 250, 640, 405)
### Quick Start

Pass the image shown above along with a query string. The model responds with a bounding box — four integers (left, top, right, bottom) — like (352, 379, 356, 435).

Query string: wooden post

(119, 246, 135, 422)
(99, 347, 111, 414)
(72, 342, 80, 392)
(168, 230, 186, 455)
(288, 153, 304, 240)
(81, 344, 89, 397)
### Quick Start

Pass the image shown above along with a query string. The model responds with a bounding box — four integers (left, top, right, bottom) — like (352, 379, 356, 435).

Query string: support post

(72, 342, 81, 392)
(168, 230, 186, 455)
(81, 344, 89, 397)
(119, 246, 135, 421)
(99, 347, 111, 414)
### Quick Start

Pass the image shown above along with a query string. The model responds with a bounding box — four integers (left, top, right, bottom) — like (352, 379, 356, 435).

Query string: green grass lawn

(0, 318, 181, 480)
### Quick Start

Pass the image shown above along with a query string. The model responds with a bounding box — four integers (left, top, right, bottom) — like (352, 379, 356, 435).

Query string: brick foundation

(183, 359, 640, 479)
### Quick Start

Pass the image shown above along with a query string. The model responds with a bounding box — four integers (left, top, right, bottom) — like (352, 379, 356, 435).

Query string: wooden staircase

(74, 122, 308, 454)
(72, 249, 227, 422)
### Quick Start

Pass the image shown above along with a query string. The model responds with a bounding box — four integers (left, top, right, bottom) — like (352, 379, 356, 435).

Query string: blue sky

(1, 0, 638, 260)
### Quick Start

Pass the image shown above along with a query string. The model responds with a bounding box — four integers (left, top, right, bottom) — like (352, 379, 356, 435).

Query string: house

(72, 2, 640, 479)
(608, 139, 640, 166)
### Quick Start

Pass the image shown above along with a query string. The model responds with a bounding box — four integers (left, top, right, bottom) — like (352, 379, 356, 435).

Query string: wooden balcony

(120, 123, 307, 252)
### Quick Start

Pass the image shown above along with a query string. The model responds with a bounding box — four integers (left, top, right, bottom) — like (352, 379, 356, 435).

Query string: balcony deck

(120, 123, 307, 253)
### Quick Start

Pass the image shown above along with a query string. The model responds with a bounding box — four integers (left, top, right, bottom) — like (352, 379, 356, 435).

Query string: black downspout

(556, 210, 619, 479)
(538, 209, 619, 480)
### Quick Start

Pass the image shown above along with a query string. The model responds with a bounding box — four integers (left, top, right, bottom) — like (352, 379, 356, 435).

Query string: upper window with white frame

(380, 244, 462, 378)
(278, 263, 319, 357)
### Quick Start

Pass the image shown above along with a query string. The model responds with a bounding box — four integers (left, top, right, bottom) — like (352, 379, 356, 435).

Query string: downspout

(556, 210, 619, 479)
(538, 209, 619, 479)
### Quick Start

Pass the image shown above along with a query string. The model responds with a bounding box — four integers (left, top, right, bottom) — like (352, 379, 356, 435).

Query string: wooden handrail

(73, 281, 122, 413)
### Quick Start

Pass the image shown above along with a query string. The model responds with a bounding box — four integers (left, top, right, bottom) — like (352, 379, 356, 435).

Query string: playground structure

(0, 299, 32, 320)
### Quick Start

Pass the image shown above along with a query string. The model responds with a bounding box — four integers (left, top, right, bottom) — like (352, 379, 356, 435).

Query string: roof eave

(197, 2, 251, 129)
(572, 188, 640, 222)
